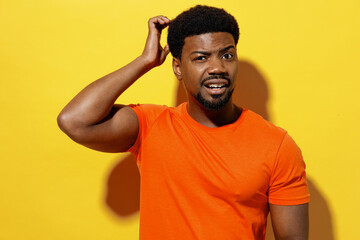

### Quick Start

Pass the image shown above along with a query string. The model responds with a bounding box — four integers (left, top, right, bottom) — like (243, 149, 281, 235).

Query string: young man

(58, 5, 309, 240)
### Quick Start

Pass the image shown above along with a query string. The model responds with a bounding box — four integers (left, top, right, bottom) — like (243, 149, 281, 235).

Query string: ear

(172, 58, 182, 80)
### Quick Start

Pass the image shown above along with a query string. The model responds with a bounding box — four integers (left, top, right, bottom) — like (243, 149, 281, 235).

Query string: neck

(186, 98, 242, 128)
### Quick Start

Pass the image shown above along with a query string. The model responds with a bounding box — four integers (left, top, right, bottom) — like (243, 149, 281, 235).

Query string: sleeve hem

(268, 195, 310, 205)
(125, 104, 143, 156)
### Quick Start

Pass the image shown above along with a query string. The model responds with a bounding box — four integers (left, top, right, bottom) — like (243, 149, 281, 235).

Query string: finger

(159, 44, 170, 63)
(157, 18, 170, 28)
(149, 15, 170, 28)
(159, 16, 170, 24)
(148, 16, 168, 25)
(158, 18, 166, 25)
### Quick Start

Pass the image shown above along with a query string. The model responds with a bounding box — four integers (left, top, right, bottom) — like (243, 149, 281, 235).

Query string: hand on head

(141, 16, 171, 68)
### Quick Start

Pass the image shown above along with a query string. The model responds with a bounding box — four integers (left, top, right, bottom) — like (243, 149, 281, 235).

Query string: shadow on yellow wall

(105, 60, 334, 239)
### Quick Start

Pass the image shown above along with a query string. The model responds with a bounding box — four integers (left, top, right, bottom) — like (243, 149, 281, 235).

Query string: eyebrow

(190, 45, 236, 55)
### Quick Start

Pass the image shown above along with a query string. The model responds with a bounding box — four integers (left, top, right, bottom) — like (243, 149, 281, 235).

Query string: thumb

(159, 44, 170, 64)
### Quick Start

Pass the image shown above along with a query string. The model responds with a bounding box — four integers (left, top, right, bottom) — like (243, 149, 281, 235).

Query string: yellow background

(1, 0, 359, 239)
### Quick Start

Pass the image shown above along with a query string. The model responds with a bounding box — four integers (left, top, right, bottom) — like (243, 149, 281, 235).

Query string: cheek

(229, 63, 238, 77)
(182, 65, 204, 81)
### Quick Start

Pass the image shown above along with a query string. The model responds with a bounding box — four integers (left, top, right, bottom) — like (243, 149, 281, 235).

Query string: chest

(139, 116, 277, 204)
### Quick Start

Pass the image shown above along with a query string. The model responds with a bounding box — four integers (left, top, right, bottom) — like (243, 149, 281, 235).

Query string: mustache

(201, 74, 231, 86)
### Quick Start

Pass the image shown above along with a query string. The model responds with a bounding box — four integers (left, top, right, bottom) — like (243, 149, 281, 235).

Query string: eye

(193, 55, 207, 61)
(223, 53, 233, 60)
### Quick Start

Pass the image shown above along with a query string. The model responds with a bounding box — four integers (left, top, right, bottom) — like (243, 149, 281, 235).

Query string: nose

(207, 58, 226, 75)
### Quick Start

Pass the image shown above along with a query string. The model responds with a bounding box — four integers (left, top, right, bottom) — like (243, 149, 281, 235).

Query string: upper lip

(201, 78, 230, 87)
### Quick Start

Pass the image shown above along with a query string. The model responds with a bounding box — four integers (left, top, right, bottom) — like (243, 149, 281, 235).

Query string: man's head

(167, 5, 239, 60)
(168, 6, 240, 111)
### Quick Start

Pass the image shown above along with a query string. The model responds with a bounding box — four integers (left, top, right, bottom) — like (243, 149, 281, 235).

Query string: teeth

(207, 84, 225, 88)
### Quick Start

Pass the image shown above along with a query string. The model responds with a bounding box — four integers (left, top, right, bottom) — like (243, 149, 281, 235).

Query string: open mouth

(201, 77, 231, 95)
(204, 83, 228, 89)
(202, 80, 229, 95)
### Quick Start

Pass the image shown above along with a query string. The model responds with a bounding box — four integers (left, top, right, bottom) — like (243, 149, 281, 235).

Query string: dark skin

(57, 16, 170, 152)
(58, 16, 308, 240)
(172, 32, 242, 127)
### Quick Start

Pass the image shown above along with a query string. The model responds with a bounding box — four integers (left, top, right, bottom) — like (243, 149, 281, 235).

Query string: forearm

(58, 55, 152, 130)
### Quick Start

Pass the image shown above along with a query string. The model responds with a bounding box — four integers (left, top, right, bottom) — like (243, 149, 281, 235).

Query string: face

(173, 32, 238, 110)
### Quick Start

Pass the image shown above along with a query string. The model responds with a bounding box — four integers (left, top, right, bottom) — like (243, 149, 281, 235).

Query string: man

(58, 5, 309, 240)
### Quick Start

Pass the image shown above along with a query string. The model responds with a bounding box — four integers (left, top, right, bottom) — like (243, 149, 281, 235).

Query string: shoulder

(129, 103, 169, 121)
(129, 103, 169, 114)
(128, 103, 187, 127)
(242, 109, 287, 140)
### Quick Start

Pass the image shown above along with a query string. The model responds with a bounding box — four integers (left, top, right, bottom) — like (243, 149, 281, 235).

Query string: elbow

(57, 111, 70, 132)
(57, 111, 81, 141)
(57, 111, 93, 145)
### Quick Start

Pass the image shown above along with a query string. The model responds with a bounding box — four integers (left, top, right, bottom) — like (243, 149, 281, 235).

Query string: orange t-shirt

(128, 103, 309, 240)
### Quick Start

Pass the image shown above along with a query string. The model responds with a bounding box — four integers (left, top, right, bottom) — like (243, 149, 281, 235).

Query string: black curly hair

(167, 5, 239, 59)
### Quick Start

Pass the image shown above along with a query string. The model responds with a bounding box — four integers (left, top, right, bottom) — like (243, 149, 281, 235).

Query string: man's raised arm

(57, 16, 170, 152)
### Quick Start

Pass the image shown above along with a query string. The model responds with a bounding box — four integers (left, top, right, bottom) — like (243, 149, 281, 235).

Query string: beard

(193, 89, 234, 111)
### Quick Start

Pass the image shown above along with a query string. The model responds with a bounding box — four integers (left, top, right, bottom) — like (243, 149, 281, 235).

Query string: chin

(194, 90, 233, 111)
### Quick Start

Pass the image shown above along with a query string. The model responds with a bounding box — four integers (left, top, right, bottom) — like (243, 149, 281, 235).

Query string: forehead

(182, 32, 235, 56)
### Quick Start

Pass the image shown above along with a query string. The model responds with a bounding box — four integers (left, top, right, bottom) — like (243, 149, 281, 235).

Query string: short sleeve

(268, 133, 310, 205)
(126, 104, 167, 157)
